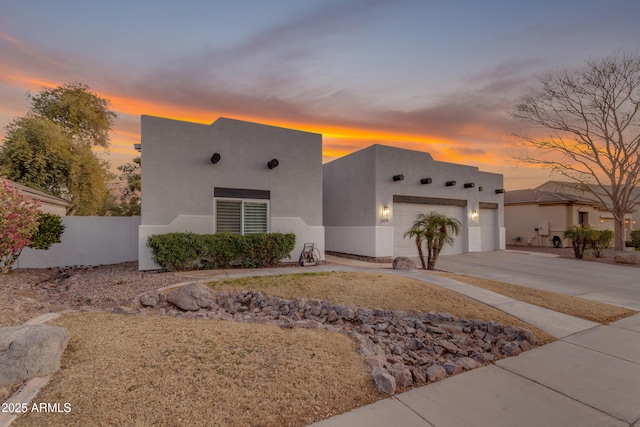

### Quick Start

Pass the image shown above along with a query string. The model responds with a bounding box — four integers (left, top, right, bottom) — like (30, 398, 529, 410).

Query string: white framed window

(215, 198, 269, 234)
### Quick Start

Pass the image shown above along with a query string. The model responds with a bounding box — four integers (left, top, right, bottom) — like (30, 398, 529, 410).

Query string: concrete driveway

(435, 250, 640, 310)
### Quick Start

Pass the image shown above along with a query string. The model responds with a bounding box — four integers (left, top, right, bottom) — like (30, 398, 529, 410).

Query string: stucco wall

(139, 116, 324, 270)
(17, 216, 140, 268)
(323, 144, 505, 258)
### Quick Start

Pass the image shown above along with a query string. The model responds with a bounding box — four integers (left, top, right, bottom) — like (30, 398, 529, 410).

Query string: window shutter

(216, 200, 241, 233)
(244, 202, 268, 234)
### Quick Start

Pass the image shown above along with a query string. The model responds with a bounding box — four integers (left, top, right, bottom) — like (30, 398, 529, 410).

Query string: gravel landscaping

(0, 262, 184, 328)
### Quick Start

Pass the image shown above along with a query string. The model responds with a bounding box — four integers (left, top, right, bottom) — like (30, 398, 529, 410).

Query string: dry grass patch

(14, 312, 381, 427)
(210, 272, 555, 344)
(436, 272, 637, 324)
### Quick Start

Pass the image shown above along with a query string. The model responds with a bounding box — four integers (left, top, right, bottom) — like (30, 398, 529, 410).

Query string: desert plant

(405, 212, 461, 270)
(563, 225, 596, 259)
(589, 229, 614, 258)
(631, 230, 640, 249)
(28, 212, 65, 250)
(0, 181, 40, 273)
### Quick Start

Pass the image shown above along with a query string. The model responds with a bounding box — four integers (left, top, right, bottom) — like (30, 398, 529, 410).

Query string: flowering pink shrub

(0, 181, 40, 273)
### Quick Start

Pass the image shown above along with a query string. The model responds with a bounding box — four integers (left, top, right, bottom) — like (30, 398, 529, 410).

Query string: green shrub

(28, 213, 65, 250)
(631, 230, 640, 249)
(589, 229, 614, 258)
(147, 232, 296, 272)
(146, 232, 203, 272)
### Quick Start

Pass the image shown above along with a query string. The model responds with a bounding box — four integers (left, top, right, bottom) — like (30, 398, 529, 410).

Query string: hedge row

(146, 232, 296, 271)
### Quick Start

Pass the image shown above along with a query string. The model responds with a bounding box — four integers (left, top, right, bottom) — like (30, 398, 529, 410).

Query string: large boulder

(392, 257, 417, 271)
(614, 252, 640, 265)
(167, 282, 216, 311)
(0, 324, 70, 387)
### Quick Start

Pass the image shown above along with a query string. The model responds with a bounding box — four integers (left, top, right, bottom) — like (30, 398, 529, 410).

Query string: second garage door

(393, 203, 465, 257)
(480, 207, 498, 251)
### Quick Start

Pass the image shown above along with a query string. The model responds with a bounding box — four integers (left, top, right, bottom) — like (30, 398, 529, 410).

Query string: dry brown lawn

(436, 272, 637, 324)
(13, 271, 633, 426)
(15, 313, 379, 427)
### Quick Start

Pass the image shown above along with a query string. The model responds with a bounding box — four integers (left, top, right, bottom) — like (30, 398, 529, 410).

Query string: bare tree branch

(512, 54, 640, 249)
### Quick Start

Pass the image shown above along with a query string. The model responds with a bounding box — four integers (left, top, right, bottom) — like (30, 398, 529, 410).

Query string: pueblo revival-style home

(138, 116, 505, 270)
(323, 144, 505, 261)
(138, 116, 324, 270)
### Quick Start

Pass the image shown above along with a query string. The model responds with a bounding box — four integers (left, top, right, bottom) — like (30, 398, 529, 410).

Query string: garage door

(393, 203, 465, 257)
(480, 208, 498, 251)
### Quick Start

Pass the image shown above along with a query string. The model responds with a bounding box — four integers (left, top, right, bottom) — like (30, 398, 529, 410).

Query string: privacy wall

(16, 216, 141, 268)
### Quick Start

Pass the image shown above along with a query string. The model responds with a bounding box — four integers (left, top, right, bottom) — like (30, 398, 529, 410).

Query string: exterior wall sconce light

(382, 205, 390, 222)
(464, 182, 475, 189)
(495, 189, 505, 194)
(471, 210, 478, 220)
(446, 181, 456, 187)
(267, 159, 279, 169)
(134, 143, 141, 152)
(210, 153, 221, 164)
(420, 178, 432, 184)
(598, 218, 604, 224)
(393, 174, 404, 181)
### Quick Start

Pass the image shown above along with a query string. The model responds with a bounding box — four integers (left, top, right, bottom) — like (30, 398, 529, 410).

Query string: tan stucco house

(1, 177, 72, 216)
(504, 186, 635, 247)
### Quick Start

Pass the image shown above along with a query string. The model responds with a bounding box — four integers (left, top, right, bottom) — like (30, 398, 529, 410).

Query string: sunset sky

(1, 0, 639, 189)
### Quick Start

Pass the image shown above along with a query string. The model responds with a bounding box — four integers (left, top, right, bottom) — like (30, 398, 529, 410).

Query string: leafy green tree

(0, 181, 40, 273)
(512, 54, 640, 250)
(405, 212, 461, 270)
(117, 156, 141, 216)
(29, 213, 65, 250)
(563, 225, 596, 259)
(66, 145, 112, 215)
(0, 84, 116, 215)
(28, 83, 116, 149)
(0, 117, 73, 198)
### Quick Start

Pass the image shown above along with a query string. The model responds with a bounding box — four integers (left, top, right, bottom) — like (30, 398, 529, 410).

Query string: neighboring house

(1, 177, 72, 216)
(323, 144, 505, 261)
(537, 181, 640, 235)
(504, 188, 635, 247)
(138, 116, 325, 270)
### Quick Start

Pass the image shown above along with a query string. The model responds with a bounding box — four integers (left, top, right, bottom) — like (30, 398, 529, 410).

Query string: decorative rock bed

(132, 283, 539, 395)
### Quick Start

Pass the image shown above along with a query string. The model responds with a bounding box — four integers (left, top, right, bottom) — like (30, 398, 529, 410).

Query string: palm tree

(404, 218, 428, 269)
(563, 225, 596, 259)
(405, 212, 461, 270)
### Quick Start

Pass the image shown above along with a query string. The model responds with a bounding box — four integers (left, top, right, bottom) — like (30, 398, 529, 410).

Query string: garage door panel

(394, 203, 465, 257)
(480, 208, 497, 251)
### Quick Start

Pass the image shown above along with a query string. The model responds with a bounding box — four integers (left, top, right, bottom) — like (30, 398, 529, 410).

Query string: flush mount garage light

(210, 153, 221, 164)
(267, 159, 279, 169)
